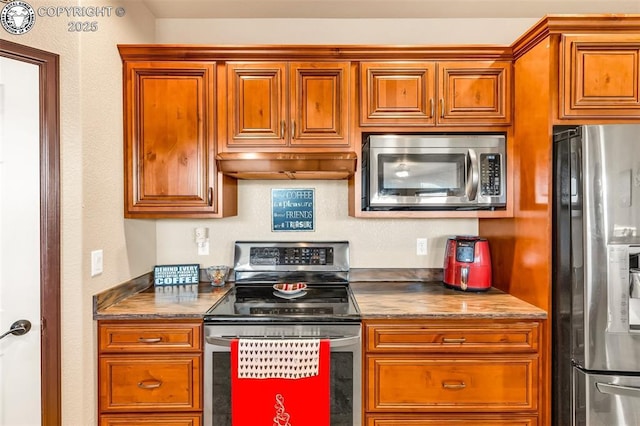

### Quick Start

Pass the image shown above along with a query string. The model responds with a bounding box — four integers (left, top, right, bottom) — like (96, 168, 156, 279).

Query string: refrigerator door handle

(596, 382, 640, 398)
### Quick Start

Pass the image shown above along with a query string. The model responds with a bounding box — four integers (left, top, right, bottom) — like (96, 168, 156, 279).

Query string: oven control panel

(250, 247, 334, 265)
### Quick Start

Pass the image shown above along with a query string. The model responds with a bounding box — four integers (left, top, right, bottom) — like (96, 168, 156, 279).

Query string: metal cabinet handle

(138, 337, 162, 343)
(280, 120, 286, 139)
(442, 337, 466, 344)
(442, 381, 466, 389)
(440, 98, 444, 118)
(137, 379, 162, 390)
(429, 98, 434, 118)
(291, 120, 296, 139)
(208, 187, 213, 206)
(0, 319, 31, 341)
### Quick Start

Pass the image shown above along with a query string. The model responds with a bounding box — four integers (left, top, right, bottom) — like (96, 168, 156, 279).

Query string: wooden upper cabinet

(360, 62, 436, 126)
(123, 61, 235, 218)
(360, 61, 511, 127)
(561, 34, 640, 118)
(438, 62, 511, 125)
(226, 61, 351, 149)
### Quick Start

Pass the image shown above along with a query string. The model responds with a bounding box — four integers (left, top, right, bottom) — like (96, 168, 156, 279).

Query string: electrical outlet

(416, 238, 428, 256)
(91, 249, 103, 276)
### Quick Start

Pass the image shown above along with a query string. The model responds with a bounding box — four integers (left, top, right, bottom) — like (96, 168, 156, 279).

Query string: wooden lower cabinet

(98, 320, 203, 425)
(100, 413, 202, 426)
(364, 319, 541, 424)
(365, 414, 538, 425)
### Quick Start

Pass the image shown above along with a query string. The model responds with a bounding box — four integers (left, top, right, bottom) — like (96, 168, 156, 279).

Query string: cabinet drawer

(366, 322, 539, 353)
(366, 414, 538, 425)
(99, 355, 201, 412)
(99, 321, 202, 352)
(100, 413, 202, 426)
(367, 355, 538, 412)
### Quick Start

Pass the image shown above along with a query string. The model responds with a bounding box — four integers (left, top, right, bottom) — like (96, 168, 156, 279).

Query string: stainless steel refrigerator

(553, 124, 640, 426)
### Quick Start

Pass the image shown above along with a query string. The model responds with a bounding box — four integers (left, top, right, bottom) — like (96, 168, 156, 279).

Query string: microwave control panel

(480, 154, 502, 196)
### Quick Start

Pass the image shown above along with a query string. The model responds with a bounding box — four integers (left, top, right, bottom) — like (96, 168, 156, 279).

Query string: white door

(0, 56, 42, 425)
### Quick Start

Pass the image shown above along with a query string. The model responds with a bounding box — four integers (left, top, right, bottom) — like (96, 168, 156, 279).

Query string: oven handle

(205, 334, 360, 348)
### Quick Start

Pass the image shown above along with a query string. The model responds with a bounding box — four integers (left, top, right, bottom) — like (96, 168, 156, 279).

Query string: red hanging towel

(231, 338, 330, 426)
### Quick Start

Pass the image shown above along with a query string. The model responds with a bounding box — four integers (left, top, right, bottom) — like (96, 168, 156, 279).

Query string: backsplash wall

(155, 180, 478, 268)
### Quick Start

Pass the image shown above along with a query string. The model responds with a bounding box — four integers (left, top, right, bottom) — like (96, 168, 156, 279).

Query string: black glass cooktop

(204, 284, 361, 323)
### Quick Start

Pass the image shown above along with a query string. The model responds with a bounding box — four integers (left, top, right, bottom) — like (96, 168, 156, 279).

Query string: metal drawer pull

(137, 380, 162, 390)
(442, 381, 466, 389)
(442, 337, 466, 343)
(138, 337, 163, 343)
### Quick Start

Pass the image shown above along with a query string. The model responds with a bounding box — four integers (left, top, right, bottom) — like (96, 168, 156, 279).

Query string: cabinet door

(366, 355, 538, 412)
(437, 61, 512, 126)
(360, 62, 436, 126)
(123, 62, 219, 217)
(99, 320, 202, 353)
(100, 413, 202, 426)
(226, 62, 287, 146)
(99, 354, 201, 412)
(290, 62, 351, 146)
(561, 34, 640, 118)
(366, 414, 538, 425)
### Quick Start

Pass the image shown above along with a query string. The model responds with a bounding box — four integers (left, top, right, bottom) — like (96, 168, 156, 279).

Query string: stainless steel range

(203, 241, 361, 426)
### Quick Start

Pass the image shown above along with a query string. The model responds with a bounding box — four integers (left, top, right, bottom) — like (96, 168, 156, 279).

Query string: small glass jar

(206, 265, 229, 287)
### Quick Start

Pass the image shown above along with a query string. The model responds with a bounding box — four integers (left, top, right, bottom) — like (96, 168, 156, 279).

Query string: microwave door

(376, 153, 467, 206)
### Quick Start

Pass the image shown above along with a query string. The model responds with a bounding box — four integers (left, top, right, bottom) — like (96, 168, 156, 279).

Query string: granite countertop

(350, 281, 547, 319)
(94, 270, 547, 320)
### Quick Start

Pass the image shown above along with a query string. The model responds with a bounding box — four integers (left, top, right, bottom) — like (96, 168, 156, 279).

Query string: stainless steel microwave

(362, 134, 506, 211)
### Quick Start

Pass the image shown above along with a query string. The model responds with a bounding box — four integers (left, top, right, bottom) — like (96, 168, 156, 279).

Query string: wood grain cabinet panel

(98, 320, 203, 424)
(366, 414, 538, 425)
(360, 62, 436, 126)
(367, 355, 537, 412)
(438, 62, 511, 125)
(122, 61, 235, 218)
(561, 34, 640, 118)
(360, 61, 511, 127)
(99, 355, 201, 412)
(364, 319, 542, 423)
(366, 321, 539, 353)
(100, 414, 202, 426)
(99, 320, 201, 353)
(226, 61, 350, 149)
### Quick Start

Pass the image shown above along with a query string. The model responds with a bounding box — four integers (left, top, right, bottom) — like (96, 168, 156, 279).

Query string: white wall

(155, 18, 536, 44)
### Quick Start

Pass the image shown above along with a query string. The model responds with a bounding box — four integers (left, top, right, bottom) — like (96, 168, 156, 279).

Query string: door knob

(0, 319, 32, 341)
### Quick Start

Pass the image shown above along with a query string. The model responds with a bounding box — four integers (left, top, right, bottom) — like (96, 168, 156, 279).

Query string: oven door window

(210, 352, 354, 426)
(378, 153, 465, 197)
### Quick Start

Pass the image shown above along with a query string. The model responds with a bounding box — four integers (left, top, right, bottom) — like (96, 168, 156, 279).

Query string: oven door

(204, 322, 361, 426)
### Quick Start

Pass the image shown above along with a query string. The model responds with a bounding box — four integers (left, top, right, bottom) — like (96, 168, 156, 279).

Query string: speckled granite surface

(93, 269, 546, 320)
(350, 281, 547, 319)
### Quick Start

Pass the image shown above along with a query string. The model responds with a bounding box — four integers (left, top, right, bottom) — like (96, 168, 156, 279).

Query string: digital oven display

(249, 247, 334, 266)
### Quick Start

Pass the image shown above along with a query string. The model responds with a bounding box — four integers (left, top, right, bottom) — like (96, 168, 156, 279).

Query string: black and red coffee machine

(443, 235, 492, 291)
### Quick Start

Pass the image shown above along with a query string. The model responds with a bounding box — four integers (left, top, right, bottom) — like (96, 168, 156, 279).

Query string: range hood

(216, 152, 358, 180)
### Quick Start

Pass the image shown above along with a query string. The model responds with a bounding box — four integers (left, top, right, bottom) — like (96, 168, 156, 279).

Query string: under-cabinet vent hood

(216, 152, 358, 180)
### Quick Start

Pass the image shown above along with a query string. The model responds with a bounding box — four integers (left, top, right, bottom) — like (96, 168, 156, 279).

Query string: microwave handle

(466, 149, 479, 201)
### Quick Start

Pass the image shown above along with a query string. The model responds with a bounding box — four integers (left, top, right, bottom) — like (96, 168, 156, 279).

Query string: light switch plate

(91, 249, 103, 276)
